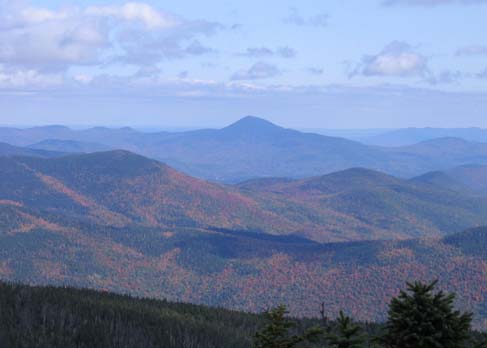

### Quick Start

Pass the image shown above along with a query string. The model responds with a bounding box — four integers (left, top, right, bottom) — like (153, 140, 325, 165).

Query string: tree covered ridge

(0, 281, 486, 348)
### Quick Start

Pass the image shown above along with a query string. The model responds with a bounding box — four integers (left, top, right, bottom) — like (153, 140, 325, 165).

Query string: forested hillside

(3, 151, 487, 242)
(1, 151, 487, 329)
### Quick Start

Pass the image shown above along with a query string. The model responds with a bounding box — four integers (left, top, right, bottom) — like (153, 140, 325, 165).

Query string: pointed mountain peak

(223, 116, 282, 132)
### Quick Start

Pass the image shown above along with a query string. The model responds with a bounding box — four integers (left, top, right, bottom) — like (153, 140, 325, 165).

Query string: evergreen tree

(381, 280, 473, 348)
(473, 333, 487, 348)
(326, 311, 366, 348)
(254, 305, 321, 348)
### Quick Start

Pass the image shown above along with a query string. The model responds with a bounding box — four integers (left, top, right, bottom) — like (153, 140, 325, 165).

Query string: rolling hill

(0, 151, 294, 234)
(412, 164, 487, 196)
(28, 139, 112, 153)
(0, 151, 487, 327)
(0, 142, 64, 158)
(4, 118, 487, 182)
(238, 167, 487, 241)
(3, 151, 487, 242)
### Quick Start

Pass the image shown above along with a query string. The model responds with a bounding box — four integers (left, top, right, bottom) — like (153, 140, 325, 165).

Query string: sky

(0, 0, 486, 128)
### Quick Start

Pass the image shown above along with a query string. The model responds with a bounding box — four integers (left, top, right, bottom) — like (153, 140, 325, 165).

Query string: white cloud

(85, 2, 178, 29)
(19, 7, 70, 23)
(0, 18, 108, 71)
(456, 45, 487, 56)
(353, 41, 428, 77)
(0, 2, 108, 71)
(0, 65, 63, 88)
(231, 62, 281, 80)
(73, 74, 94, 84)
(0, 1, 220, 72)
(425, 70, 464, 85)
(284, 8, 328, 27)
(477, 68, 487, 79)
(239, 46, 297, 58)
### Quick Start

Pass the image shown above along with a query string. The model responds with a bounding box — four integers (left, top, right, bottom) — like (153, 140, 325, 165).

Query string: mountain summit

(221, 116, 284, 136)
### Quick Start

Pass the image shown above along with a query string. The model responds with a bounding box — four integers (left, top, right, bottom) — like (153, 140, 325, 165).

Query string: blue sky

(0, 0, 487, 128)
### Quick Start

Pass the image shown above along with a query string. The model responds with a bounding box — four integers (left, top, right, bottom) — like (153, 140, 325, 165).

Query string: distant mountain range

(3, 117, 487, 182)
(362, 127, 487, 146)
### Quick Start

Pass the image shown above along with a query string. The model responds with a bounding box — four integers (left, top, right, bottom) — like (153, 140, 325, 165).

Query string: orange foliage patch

(36, 260, 66, 281)
(0, 260, 12, 276)
(0, 200, 23, 207)
(379, 247, 414, 260)
(35, 172, 129, 227)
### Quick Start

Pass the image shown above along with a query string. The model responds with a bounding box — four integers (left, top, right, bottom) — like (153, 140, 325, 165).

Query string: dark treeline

(0, 282, 263, 348)
(0, 281, 485, 348)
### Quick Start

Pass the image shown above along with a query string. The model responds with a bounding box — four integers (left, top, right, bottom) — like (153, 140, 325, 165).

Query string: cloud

(0, 1, 221, 71)
(85, 3, 178, 29)
(0, 4, 109, 71)
(307, 67, 324, 75)
(276, 47, 297, 58)
(283, 8, 328, 27)
(239, 46, 296, 58)
(425, 70, 464, 85)
(0, 65, 63, 88)
(477, 68, 487, 79)
(352, 41, 428, 77)
(231, 62, 281, 80)
(239, 47, 274, 58)
(178, 71, 189, 79)
(456, 45, 487, 56)
(382, 0, 487, 6)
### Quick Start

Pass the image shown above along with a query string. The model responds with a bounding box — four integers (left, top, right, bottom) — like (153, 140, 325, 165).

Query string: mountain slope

(410, 171, 467, 191)
(446, 164, 487, 194)
(28, 139, 112, 153)
(0, 142, 63, 158)
(411, 164, 487, 196)
(1, 221, 486, 328)
(238, 168, 487, 241)
(0, 151, 295, 233)
(3, 152, 487, 242)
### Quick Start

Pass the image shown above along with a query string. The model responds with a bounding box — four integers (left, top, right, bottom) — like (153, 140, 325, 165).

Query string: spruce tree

(473, 333, 487, 348)
(254, 305, 321, 348)
(326, 311, 366, 348)
(381, 280, 472, 348)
